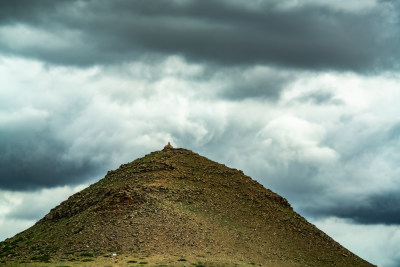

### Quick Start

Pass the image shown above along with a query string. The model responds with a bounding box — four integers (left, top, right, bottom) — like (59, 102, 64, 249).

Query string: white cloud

(0, 107, 49, 130)
(258, 115, 338, 164)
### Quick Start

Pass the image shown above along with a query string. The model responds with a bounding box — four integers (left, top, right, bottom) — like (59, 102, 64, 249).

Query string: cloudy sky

(1, 0, 400, 265)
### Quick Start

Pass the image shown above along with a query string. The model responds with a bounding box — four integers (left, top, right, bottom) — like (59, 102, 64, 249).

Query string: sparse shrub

(1, 241, 18, 252)
(81, 258, 94, 262)
(26, 232, 34, 239)
(128, 260, 138, 263)
(73, 226, 84, 234)
(13, 236, 24, 243)
(107, 247, 120, 252)
(178, 258, 187, 261)
(31, 254, 51, 262)
(81, 252, 94, 257)
(139, 261, 148, 264)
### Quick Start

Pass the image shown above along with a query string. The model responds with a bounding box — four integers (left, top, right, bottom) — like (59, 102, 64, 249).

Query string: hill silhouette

(0, 147, 375, 266)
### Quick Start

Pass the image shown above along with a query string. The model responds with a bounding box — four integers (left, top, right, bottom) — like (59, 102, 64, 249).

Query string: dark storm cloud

(0, 128, 104, 191)
(387, 122, 400, 141)
(0, 0, 62, 23)
(0, 0, 398, 71)
(296, 91, 344, 105)
(308, 193, 400, 224)
(291, 120, 400, 225)
(220, 68, 293, 100)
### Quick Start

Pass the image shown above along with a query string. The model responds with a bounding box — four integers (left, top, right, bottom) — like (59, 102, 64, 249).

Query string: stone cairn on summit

(164, 142, 173, 149)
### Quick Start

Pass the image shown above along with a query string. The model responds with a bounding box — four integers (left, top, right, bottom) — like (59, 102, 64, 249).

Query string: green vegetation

(73, 226, 84, 234)
(80, 252, 94, 257)
(31, 254, 51, 262)
(0, 237, 24, 257)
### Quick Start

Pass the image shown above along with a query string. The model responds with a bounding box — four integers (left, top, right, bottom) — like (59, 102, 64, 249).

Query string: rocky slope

(0, 147, 375, 266)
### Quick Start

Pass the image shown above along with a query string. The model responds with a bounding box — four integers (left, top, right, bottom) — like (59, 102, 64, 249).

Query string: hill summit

(0, 147, 374, 266)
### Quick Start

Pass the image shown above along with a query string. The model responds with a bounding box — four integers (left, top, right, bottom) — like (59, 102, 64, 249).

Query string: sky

(0, 0, 400, 266)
